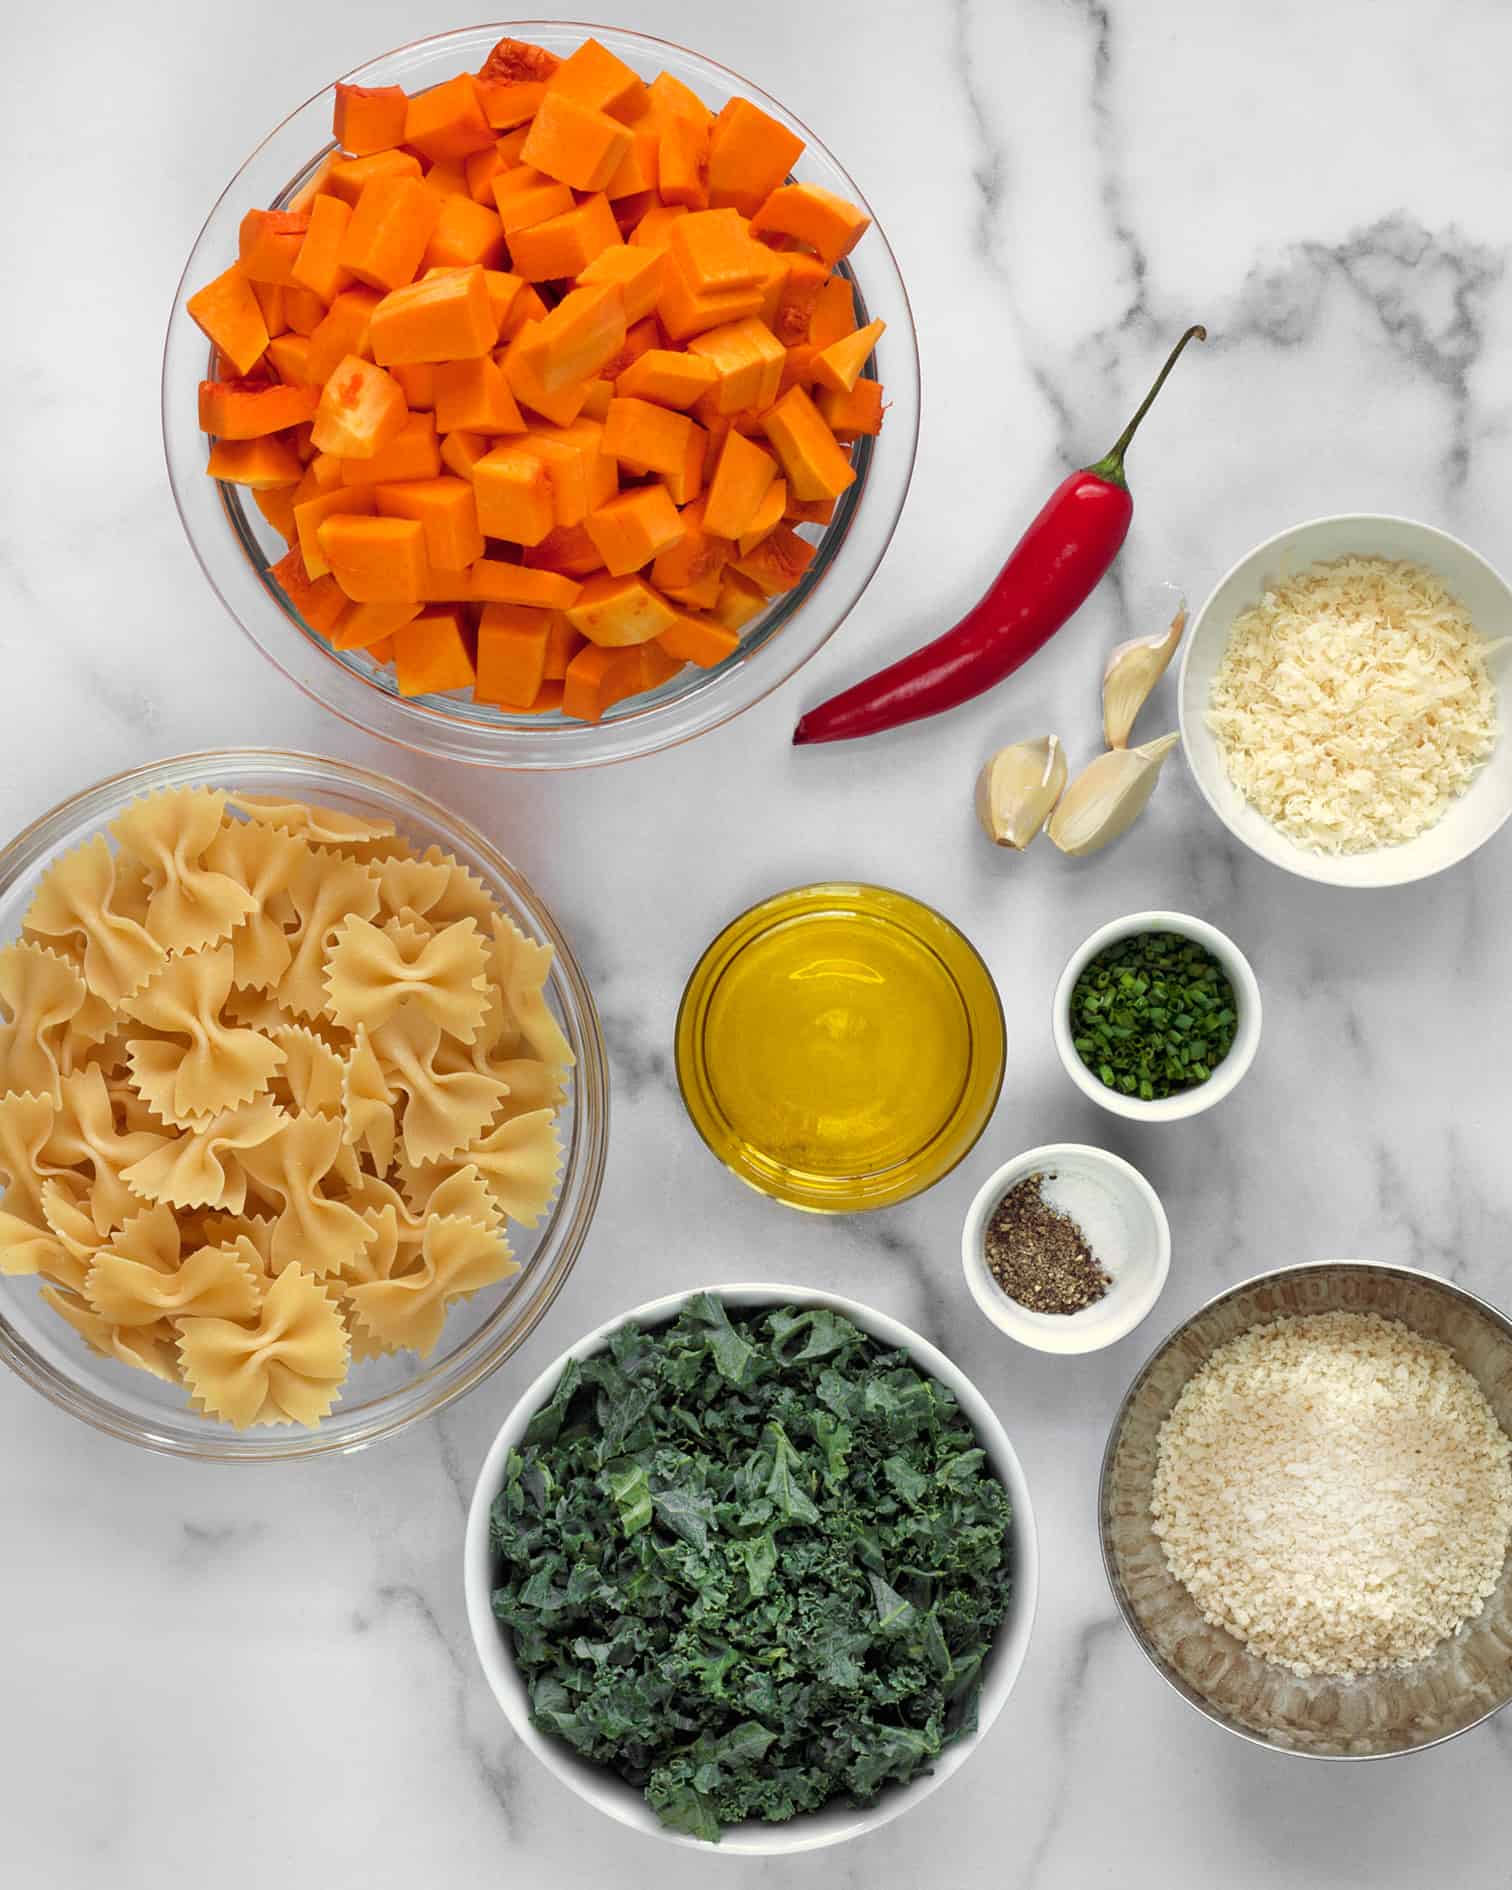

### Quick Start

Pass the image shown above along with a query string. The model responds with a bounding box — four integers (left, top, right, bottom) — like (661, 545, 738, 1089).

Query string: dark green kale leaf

(489, 1300, 1014, 1842)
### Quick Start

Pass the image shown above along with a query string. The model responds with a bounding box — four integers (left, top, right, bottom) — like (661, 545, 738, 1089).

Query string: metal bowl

(1099, 1260, 1512, 1757)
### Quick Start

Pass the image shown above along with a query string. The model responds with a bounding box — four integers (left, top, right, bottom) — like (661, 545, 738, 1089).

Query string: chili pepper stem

(1088, 324, 1207, 489)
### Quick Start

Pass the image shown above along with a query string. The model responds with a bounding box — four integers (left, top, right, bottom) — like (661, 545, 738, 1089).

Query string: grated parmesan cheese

(1151, 1312, 1512, 1679)
(1207, 556, 1501, 852)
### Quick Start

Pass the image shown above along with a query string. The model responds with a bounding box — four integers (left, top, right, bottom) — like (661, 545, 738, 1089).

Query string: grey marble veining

(6, 1, 1512, 1885)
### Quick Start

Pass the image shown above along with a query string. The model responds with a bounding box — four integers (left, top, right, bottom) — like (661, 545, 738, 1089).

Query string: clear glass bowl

(0, 750, 609, 1460)
(162, 24, 921, 770)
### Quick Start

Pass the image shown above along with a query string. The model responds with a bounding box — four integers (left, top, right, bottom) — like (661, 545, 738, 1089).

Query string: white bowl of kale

(463, 1284, 1038, 1852)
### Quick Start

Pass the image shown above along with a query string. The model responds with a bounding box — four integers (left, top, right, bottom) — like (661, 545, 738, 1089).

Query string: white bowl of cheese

(1179, 514, 1512, 887)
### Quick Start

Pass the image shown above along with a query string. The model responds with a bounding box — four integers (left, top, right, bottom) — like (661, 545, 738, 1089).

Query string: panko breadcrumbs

(1151, 1311, 1512, 1679)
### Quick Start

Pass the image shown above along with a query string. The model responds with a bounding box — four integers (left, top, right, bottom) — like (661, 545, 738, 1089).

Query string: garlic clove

(975, 736, 1068, 849)
(1046, 733, 1179, 857)
(1102, 601, 1187, 749)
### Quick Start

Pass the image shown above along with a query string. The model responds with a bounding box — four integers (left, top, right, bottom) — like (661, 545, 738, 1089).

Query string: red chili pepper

(792, 325, 1206, 746)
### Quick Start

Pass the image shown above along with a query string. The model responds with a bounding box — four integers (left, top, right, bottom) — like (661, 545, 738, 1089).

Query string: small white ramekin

(1052, 910, 1262, 1123)
(961, 1144, 1171, 1354)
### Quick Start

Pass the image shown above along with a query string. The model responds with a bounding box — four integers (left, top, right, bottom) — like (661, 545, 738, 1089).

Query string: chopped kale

(488, 1295, 1014, 1841)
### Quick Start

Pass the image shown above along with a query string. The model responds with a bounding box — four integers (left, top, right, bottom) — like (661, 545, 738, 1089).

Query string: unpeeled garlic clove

(975, 736, 1068, 849)
(1103, 602, 1187, 749)
(1046, 733, 1179, 857)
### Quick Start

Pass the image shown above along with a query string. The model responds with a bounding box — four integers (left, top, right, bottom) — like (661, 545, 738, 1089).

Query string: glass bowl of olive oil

(675, 883, 1005, 1212)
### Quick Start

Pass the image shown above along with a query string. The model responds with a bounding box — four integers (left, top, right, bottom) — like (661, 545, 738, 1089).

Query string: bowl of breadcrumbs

(1100, 1260, 1512, 1757)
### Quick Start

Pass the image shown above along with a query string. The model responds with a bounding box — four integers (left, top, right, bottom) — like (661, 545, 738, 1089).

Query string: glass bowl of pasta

(161, 22, 919, 770)
(0, 750, 608, 1459)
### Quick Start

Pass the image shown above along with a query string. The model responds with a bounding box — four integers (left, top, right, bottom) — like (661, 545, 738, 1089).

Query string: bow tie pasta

(0, 786, 572, 1427)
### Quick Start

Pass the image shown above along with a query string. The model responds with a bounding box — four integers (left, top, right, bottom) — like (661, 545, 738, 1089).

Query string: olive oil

(677, 884, 1005, 1212)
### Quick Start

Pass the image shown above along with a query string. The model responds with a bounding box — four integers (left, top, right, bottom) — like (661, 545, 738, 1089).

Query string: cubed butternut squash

(370, 266, 499, 365)
(476, 36, 560, 128)
(492, 169, 576, 234)
(732, 522, 816, 595)
(333, 84, 409, 157)
(269, 545, 349, 633)
(513, 283, 626, 394)
(317, 513, 428, 601)
(772, 254, 830, 344)
(601, 395, 695, 478)
(290, 192, 353, 303)
(657, 612, 740, 668)
(807, 275, 856, 347)
(293, 484, 376, 578)
(338, 412, 441, 485)
(475, 602, 551, 706)
(502, 327, 594, 427)
(472, 444, 555, 544)
(238, 209, 311, 287)
(760, 385, 856, 501)
(667, 209, 764, 294)
(375, 477, 484, 570)
(707, 99, 805, 216)
(614, 347, 717, 409)
(584, 484, 685, 575)
(524, 522, 606, 577)
(439, 428, 489, 479)
(561, 642, 644, 721)
(657, 248, 765, 342)
(687, 316, 785, 414)
(404, 73, 495, 162)
(650, 497, 730, 607)
(324, 149, 423, 208)
(393, 606, 477, 694)
(817, 376, 884, 440)
(549, 37, 646, 120)
(576, 243, 664, 323)
(329, 598, 423, 651)
(187, 264, 269, 377)
(421, 193, 507, 271)
(543, 612, 586, 678)
(433, 354, 525, 433)
(508, 192, 622, 282)
(253, 482, 299, 545)
(199, 378, 319, 439)
(469, 561, 582, 609)
(339, 176, 442, 292)
(521, 90, 631, 192)
(702, 427, 778, 538)
(750, 182, 871, 266)
(737, 475, 787, 554)
(812, 318, 885, 395)
(391, 361, 437, 409)
(657, 115, 710, 210)
(565, 572, 679, 646)
(207, 435, 305, 488)
(312, 355, 409, 458)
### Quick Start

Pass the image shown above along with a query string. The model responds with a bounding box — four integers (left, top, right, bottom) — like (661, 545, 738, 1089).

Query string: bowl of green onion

(1051, 911, 1262, 1122)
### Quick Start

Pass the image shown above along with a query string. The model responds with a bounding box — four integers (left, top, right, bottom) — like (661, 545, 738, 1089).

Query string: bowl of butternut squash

(164, 24, 919, 769)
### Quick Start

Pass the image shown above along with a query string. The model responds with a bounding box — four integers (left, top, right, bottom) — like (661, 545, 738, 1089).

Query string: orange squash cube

(631, 204, 690, 251)
(404, 73, 495, 162)
(477, 37, 560, 126)
(737, 476, 787, 554)
(502, 334, 591, 429)
(198, 378, 318, 439)
(491, 169, 576, 234)
(645, 70, 713, 131)
(187, 264, 269, 377)
(508, 193, 622, 283)
(657, 612, 740, 668)
(657, 116, 710, 210)
(601, 396, 695, 478)
(338, 412, 441, 485)
(688, 317, 785, 414)
(370, 266, 499, 365)
(707, 100, 804, 216)
(250, 278, 288, 339)
(478, 76, 551, 131)
(333, 83, 409, 157)
(465, 140, 513, 205)
(290, 193, 354, 303)
(473, 444, 555, 544)
(420, 160, 471, 202)
(812, 318, 885, 396)
(252, 481, 299, 541)
(667, 209, 764, 295)
(514, 284, 626, 395)
(283, 286, 329, 336)
(759, 385, 855, 502)
(422, 194, 507, 271)
(375, 476, 485, 570)
(614, 348, 717, 410)
(324, 149, 423, 208)
(206, 435, 305, 488)
(606, 128, 659, 199)
(751, 182, 871, 266)
(548, 37, 646, 120)
(317, 513, 428, 602)
(391, 362, 436, 409)
(440, 428, 489, 479)
(576, 244, 664, 324)
(564, 572, 679, 647)
(580, 378, 614, 421)
(772, 254, 831, 344)
(808, 275, 856, 347)
(785, 493, 837, 525)
(543, 612, 586, 678)
(434, 354, 525, 434)
(817, 376, 884, 441)
(732, 523, 817, 595)
(517, 421, 612, 527)
(524, 522, 607, 577)
(238, 209, 311, 287)
(710, 569, 768, 631)
(656, 249, 764, 342)
(651, 497, 731, 607)
(664, 421, 708, 506)
(311, 355, 409, 457)
(475, 602, 552, 706)
(584, 485, 685, 576)
(702, 427, 778, 539)
(329, 598, 423, 651)
(521, 90, 632, 192)
(393, 606, 477, 694)
(269, 545, 349, 633)
(293, 485, 376, 578)
(339, 176, 442, 292)
(470, 562, 582, 609)
(561, 642, 644, 721)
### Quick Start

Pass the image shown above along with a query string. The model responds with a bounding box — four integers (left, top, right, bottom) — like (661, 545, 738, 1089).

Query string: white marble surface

(7, 1, 1512, 1883)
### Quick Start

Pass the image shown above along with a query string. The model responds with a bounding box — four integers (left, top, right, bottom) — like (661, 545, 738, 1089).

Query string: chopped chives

(1070, 930, 1239, 1100)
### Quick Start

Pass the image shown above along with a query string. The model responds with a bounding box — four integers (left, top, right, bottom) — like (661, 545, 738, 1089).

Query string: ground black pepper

(984, 1172, 1111, 1314)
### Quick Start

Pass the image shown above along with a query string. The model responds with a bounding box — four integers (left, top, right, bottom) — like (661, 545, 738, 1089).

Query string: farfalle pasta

(0, 785, 571, 1427)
